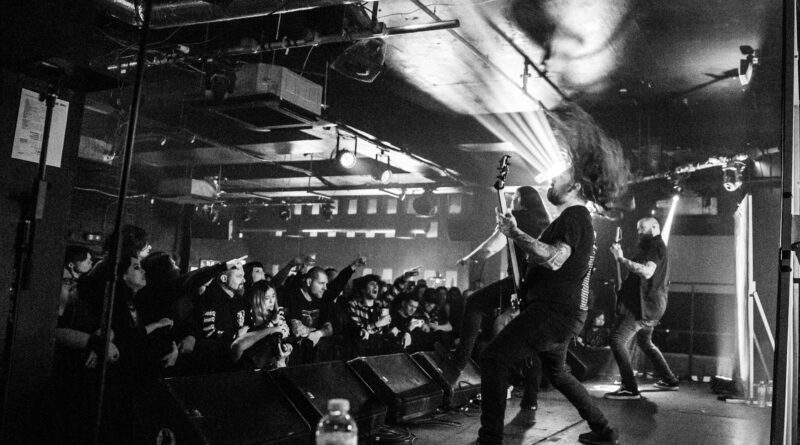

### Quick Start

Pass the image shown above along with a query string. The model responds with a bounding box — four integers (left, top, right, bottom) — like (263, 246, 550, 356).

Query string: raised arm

(457, 229, 507, 265)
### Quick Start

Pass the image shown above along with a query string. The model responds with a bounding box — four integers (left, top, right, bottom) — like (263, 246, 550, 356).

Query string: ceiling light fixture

(371, 152, 392, 184)
(321, 203, 334, 222)
(278, 204, 292, 221)
(334, 134, 358, 169)
(332, 38, 387, 83)
(738, 45, 758, 86)
(722, 160, 746, 192)
(412, 189, 438, 217)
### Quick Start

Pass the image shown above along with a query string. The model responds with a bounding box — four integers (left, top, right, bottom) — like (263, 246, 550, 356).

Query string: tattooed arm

(610, 243, 656, 279)
(497, 209, 572, 271)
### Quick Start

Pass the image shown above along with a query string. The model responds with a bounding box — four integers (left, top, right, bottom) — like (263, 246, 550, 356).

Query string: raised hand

(226, 255, 248, 269)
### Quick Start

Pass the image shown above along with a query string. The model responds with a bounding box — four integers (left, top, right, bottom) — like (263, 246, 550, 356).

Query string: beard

(638, 234, 655, 250)
(547, 187, 566, 206)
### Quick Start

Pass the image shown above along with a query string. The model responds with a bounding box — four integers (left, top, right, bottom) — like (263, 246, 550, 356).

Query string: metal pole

(0, 83, 58, 437)
(92, 0, 153, 443)
(770, 0, 798, 442)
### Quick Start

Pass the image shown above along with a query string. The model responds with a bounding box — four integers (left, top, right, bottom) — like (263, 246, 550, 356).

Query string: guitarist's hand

(457, 257, 470, 267)
(495, 208, 517, 236)
(609, 243, 624, 261)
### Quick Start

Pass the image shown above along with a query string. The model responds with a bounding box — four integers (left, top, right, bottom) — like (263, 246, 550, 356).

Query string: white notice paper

(11, 88, 69, 167)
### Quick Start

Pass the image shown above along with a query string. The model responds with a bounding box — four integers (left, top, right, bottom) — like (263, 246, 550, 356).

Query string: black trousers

(478, 303, 609, 445)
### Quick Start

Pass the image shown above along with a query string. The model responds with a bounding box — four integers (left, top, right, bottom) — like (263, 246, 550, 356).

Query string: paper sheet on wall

(11, 88, 69, 167)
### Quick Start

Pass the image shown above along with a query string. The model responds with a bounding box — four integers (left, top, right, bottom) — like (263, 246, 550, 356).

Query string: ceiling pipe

(105, 19, 460, 71)
(97, 0, 371, 29)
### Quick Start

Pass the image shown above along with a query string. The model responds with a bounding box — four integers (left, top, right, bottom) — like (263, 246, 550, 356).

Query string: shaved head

(637, 217, 660, 236)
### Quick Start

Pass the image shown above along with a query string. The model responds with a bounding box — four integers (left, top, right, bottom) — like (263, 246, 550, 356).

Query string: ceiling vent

(200, 64, 324, 131)
(156, 178, 218, 204)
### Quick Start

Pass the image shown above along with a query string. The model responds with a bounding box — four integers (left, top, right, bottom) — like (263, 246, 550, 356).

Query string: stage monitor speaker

(348, 353, 443, 423)
(136, 370, 312, 445)
(567, 345, 609, 382)
(411, 351, 481, 408)
(270, 360, 387, 439)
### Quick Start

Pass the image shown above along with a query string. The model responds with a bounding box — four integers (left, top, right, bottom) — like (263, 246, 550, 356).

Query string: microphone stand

(0, 80, 59, 433)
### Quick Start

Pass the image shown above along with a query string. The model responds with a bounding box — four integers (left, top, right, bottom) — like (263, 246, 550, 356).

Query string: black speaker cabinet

(411, 351, 481, 408)
(136, 370, 312, 445)
(348, 353, 443, 423)
(567, 345, 608, 382)
(270, 360, 387, 440)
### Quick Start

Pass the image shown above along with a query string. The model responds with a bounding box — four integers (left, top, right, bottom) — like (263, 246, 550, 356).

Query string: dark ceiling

(4, 0, 786, 205)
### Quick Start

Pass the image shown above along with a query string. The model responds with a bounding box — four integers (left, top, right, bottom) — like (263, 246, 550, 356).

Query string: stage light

(412, 189, 438, 217)
(662, 194, 680, 245)
(159, 136, 168, 147)
(723, 160, 745, 192)
(278, 205, 292, 221)
(322, 203, 334, 222)
(336, 149, 357, 169)
(332, 39, 387, 83)
(372, 155, 392, 184)
(738, 46, 758, 86)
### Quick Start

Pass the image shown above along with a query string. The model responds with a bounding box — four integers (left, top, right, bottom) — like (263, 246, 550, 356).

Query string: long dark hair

(245, 281, 279, 326)
(546, 104, 631, 209)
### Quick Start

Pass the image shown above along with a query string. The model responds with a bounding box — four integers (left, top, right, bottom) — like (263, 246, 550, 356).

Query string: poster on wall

(11, 88, 69, 167)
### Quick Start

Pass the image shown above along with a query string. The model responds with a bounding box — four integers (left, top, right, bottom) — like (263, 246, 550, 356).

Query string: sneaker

(604, 387, 641, 400)
(654, 379, 680, 391)
(578, 427, 619, 445)
(514, 405, 537, 427)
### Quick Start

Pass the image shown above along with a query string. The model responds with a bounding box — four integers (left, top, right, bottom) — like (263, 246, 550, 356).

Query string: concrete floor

(399, 376, 771, 445)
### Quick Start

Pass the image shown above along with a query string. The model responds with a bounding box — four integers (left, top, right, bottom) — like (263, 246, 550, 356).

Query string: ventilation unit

(202, 63, 324, 131)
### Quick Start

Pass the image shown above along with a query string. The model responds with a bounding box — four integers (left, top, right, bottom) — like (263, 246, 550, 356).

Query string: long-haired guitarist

(453, 186, 550, 367)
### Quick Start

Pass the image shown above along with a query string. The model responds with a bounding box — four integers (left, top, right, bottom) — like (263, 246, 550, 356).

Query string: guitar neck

(614, 227, 622, 291)
(498, 191, 521, 292)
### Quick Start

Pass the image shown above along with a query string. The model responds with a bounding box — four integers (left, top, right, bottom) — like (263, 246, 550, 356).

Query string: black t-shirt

(509, 208, 550, 281)
(525, 205, 595, 318)
(197, 283, 247, 343)
(621, 234, 669, 321)
(287, 290, 332, 330)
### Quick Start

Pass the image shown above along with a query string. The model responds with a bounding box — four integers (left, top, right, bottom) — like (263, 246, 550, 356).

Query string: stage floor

(400, 375, 771, 445)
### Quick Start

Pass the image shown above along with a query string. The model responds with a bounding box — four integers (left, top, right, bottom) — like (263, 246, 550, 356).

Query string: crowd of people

(54, 228, 470, 443)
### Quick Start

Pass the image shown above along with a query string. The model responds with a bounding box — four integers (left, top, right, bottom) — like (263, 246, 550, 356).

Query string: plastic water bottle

(316, 399, 358, 445)
(756, 381, 767, 408)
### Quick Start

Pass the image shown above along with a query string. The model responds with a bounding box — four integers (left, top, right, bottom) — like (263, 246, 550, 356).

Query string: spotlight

(372, 155, 392, 184)
(337, 149, 357, 169)
(159, 136, 168, 147)
(332, 38, 387, 83)
(722, 161, 745, 192)
(738, 46, 758, 86)
(278, 205, 292, 221)
(188, 134, 197, 145)
(412, 189, 438, 217)
(322, 203, 334, 222)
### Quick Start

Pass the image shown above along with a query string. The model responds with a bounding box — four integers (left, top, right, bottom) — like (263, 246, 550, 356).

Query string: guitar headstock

(493, 155, 511, 191)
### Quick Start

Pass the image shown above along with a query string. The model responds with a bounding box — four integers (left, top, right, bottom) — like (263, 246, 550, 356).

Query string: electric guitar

(614, 227, 623, 292)
(494, 155, 521, 309)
